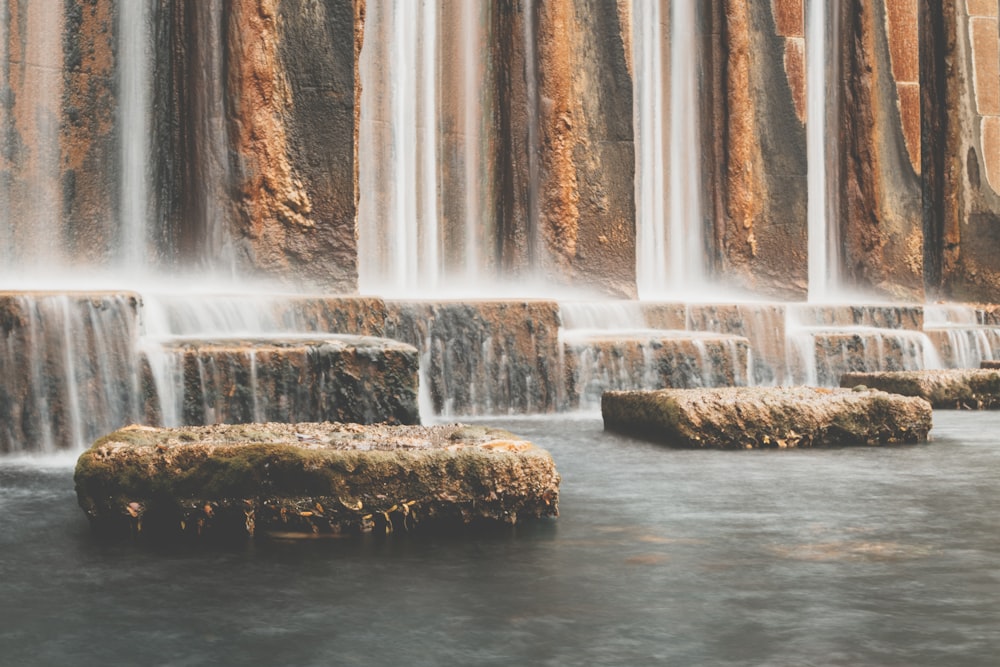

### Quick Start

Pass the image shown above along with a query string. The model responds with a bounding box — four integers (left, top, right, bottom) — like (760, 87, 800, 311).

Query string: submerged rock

(75, 422, 560, 540)
(602, 387, 931, 448)
(840, 369, 1000, 409)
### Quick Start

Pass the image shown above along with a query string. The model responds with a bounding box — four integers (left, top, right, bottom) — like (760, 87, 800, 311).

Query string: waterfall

(807, 0, 840, 301)
(358, 0, 442, 295)
(118, 0, 151, 269)
(633, 0, 668, 295)
(0, 294, 143, 453)
(634, 0, 704, 297)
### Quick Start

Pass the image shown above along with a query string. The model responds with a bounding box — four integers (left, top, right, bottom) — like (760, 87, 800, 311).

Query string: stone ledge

(602, 387, 931, 448)
(142, 335, 419, 426)
(74, 422, 560, 540)
(840, 369, 1000, 409)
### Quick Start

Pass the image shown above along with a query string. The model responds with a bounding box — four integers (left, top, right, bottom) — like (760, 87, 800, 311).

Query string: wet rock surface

(602, 386, 931, 448)
(840, 369, 1000, 409)
(142, 336, 419, 427)
(75, 422, 560, 540)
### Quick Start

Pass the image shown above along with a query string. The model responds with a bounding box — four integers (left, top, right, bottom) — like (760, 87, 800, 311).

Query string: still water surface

(1, 412, 999, 666)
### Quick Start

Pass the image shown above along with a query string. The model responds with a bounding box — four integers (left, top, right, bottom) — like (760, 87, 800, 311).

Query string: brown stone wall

(708, 0, 808, 299)
(927, 0, 1000, 300)
(63, 0, 118, 264)
(839, 0, 925, 300)
(227, 0, 358, 291)
(491, 0, 635, 294)
(2, 0, 66, 265)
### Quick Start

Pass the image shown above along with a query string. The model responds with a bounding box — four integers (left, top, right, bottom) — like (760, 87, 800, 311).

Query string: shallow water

(2, 412, 999, 666)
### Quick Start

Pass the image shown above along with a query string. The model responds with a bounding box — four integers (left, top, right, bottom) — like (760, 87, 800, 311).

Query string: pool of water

(2, 411, 999, 666)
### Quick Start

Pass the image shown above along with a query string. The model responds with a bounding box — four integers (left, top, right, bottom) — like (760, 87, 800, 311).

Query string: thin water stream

(2, 412, 999, 665)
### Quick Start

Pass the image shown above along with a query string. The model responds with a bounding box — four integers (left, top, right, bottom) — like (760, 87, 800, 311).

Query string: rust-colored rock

(226, 0, 359, 290)
(497, 0, 636, 298)
(707, 0, 808, 299)
(839, 0, 924, 300)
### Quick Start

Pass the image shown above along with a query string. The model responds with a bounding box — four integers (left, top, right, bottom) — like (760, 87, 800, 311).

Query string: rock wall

(62, 0, 118, 264)
(839, 0, 925, 299)
(926, 0, 1000, 301)
(494, 0, 636, 297)
(156, 0, 359, 289)
(707, 0, 808, 299)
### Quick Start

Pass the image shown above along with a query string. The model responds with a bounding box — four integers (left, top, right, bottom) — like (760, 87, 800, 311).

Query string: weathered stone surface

(74, 422, 560, 539)
(839, 0, 925, 300)
(227, 0, 359, 290)
(153, 0, 358, 289)
(981, 360, 1000, 368)
(602, 386, 932, 448)
(62, 0, 117, 263)
(142, 336, 419, 427)
(841, 369, 1000, 408)
(924, 2, 1000, 301)
(497, 0, 636, 297)
(706, 0, 808, 299)
(562, 332, 750, 409)
(384, 300, 562, 416)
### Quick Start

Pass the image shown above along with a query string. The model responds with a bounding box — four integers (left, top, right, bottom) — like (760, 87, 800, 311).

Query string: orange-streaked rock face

(773, 0, 806, 122)
(885, 0, 920, 171)
(967, 1, 1000, 192)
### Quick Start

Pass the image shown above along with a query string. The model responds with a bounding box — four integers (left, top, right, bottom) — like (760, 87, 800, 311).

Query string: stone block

(142, 336, 419, 427)
(561, 331, 750, 410)
(74, 422, 560, 539)
(384, 300, 562, 416)
(787, 330, 935, 386)
(840, 369, 1000, 408)
(602, 386, 931, 448)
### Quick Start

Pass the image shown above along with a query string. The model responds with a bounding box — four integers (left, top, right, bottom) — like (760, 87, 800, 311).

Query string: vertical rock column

(706, 0, 808, 299)
(495, 0, 636, 298)
(925, 0, 1000, 300)
(226, 0, 359, 290)
(155, 0, 360, 290)
(838, 0, 925, 299)
(62, 0, 118, 264)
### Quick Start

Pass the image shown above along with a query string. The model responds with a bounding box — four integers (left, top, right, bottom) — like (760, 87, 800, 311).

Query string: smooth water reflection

(2, 412, 999, 666)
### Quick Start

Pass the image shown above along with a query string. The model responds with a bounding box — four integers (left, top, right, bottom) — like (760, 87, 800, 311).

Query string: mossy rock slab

(75, 423, 560, 540)
(602, 387, 932, 448)
(841, 369, 1000, 409)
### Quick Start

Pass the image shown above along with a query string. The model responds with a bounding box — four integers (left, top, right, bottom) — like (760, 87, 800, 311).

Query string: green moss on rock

(75, 422, 560, 540)
(602, 387, 932, 448)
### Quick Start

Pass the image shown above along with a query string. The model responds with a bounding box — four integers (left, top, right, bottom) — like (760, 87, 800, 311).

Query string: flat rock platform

(602, 387, 932, 448)
(841, 369, 1000, 409)
(75, 422, 560, 539)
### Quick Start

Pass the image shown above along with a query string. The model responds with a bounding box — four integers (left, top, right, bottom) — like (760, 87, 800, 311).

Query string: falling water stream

(634, 0, 704, 298)
(118, 0, 151, 268)
(807, 0, 841, 301)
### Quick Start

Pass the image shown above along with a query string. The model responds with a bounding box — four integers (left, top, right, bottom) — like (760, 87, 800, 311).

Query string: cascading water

(924, 304, 1000, 368)
(558, 302, 750, 410)
(633, 0, 704, 298)
(118, 0, 151, 268)
(806, 0, 841, 301)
